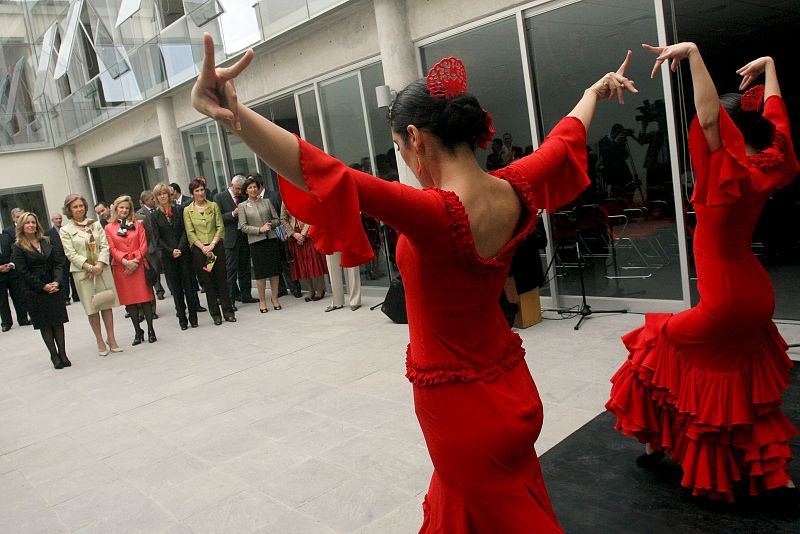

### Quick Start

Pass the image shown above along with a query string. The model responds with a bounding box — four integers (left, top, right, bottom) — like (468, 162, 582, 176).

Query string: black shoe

(197, 306, 207, 313)
(277, 290, 288, 297)
(124, 311, 131, 318)
(213, 317, 223, 326)
(148, 329, 157, 343)
(224, 315, 236, 323)
(636, 450, 665, 471)
(157, 293, 165, 300)
(230, 305, 238, 312)
(241, 296, 259, 304)
(1, 325, 10, 332)
(153, 313, 159, 320)
(19, 320, 32, 326)
(60, 354, 72, 367)
(132, 328, 145, 346)
(292, 290, 302, 298)
(51, 354, 64, 369)
(189, 314, 198, 328)
(179, 320, 188, 331)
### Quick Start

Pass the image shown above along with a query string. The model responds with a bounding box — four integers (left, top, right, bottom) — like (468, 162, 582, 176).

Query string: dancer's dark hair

(719, 93, 775, 151)
(389, 80, 491, 152)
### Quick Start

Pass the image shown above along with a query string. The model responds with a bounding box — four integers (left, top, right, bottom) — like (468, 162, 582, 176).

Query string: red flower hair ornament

(426, 57, 496, 150)
(741, 84, 764, 113)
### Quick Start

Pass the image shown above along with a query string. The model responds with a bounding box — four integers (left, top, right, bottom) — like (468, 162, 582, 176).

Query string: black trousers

(225, 235, 252, 300)
(0, 272, 27, 327)
(192, 243, 234, 319)
(163, 253, 201, 324)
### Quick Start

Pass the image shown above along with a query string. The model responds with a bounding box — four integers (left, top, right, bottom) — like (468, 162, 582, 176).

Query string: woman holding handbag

(60, 194, 122, 357)
(238, 176, 283, 312)
(105, 195, 157, 345)
(12, 212, 71, 369)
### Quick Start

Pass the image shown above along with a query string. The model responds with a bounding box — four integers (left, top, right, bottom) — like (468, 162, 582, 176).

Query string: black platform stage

(541, 368, 800, 534)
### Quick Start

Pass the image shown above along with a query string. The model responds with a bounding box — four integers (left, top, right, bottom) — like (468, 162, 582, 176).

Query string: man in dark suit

(214, 175, 256, 305)
(93, 201, 110, 227)
(2, 207, 23, 242)
(48, 213, 79, 305)
(169, 183, 192, 207)
(0, 231, 28, 331)
(136, 190, 165, 300)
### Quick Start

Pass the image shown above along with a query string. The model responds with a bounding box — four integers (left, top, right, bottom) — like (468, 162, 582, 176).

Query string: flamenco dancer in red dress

(607, 42, 799, 504)
(192, 33, 637, 532)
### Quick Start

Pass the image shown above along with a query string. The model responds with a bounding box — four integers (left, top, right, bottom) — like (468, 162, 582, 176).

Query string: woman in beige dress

(60, 194, 122, 356)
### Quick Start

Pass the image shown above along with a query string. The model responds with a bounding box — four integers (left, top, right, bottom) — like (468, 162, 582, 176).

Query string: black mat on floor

(540, 367, 800, 534)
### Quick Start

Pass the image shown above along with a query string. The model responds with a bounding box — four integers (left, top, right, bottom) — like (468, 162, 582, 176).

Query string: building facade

(2, 0, 799, 317)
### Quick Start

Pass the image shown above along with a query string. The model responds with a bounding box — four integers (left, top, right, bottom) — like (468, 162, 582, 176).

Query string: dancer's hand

(736, 56, 774, 90)
(191, 33, 254, 131)
(587, 50, 637, 104)
(643, 42, 696, 78)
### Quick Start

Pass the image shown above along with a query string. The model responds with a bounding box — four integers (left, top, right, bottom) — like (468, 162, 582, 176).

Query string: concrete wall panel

(0, 149, 72, 218)
(72, 104, 161, 167)
(406, 0, 526, 42)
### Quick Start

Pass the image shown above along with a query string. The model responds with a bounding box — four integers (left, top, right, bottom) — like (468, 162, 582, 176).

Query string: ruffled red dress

(279, 116, 589, 533)
(606, 95, 800, 502)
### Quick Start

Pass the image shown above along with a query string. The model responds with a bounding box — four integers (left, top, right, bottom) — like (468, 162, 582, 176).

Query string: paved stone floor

(1, 290, 799, 533)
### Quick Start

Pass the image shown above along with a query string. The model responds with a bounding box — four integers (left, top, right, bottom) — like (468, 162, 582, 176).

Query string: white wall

(406, 0, 527, 41)
(0, 149, 73, 218)
(72, 104, 161, 168)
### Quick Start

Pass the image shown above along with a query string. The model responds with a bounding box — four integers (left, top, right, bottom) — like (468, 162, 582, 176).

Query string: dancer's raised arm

(644, 42, 720, 150)
(191, 34, 307, 191)
(567, 50, 637, 130)
(737, 56, 780, 99)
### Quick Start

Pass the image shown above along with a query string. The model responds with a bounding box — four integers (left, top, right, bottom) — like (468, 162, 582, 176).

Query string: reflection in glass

(360, 62, 396, 181)
(184, 0, 225, 27)
(297, 90, 323, 149)
(255, 0, 308, 39)
(218, 0, 261, 54)
(527, 0, 681, 301)
(224, 131, 258, 177)
(182, 123, 226, 194)
(0, 186, 48, 229)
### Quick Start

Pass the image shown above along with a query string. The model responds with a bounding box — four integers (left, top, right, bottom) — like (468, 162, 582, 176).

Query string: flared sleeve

(689, 96, 799, 207)
(496, 116, 590, 212)
(278, 137, 444, 268)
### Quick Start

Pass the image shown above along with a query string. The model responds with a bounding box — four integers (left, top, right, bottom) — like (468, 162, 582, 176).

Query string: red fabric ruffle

(606, 313, 797, 502)
(278, 137, 374, 268)
(689, 96, 799, 207)
(406, 333, 526, 386)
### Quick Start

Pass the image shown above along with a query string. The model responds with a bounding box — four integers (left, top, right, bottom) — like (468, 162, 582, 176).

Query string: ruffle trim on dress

(432, 188, 537, 278)
(606, 313, 798, 501)
(689, 98, 798, 207)
(278, 136, 374, 268)
(405, 333, 525, 386)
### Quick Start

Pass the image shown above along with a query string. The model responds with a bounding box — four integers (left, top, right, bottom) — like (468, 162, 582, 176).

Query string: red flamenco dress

(606, 95, 800, 502)
(279, 116, 589, 533)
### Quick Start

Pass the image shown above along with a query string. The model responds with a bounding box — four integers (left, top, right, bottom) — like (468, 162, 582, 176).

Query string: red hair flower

(477, 110, 496, 150)
(426, 57, 467, 100)
(741, 84, 764, 113)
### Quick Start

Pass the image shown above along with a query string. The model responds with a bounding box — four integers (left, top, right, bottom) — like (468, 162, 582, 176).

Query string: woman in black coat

(12, 212, 71, 369)
(152, 183, 201, 329)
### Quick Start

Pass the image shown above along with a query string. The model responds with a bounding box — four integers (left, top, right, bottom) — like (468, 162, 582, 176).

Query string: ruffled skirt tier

(606, 313, 797, 502)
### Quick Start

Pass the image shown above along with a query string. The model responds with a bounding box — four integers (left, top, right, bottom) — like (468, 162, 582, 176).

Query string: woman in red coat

(191, 35, 636, 532)
(607, 43, 798, 503)
(105, 195, 156, 345)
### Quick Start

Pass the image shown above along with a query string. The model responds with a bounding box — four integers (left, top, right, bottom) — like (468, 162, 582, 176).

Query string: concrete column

(373, 0, 418, 187)
(155, 97, 189, 190)
(61, 144, 93, 204)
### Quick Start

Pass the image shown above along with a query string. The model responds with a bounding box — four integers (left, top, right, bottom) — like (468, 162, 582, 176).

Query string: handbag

(274, 224, 288, 242)
(90, 276, 115, 309)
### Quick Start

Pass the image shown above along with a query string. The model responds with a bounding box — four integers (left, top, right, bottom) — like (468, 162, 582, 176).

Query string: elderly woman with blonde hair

(60, 193, 122, 356)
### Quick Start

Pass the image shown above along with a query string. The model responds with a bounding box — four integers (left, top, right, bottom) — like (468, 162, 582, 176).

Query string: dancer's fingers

(224, 79, 241, 130)
(201, 33, 217, 81)
(642, 43, 662, 55)
(218, 49, 254, 81)
(651, 58, 664, 79)
(616, 50, 633, 76)
(671, 58, 681, 72)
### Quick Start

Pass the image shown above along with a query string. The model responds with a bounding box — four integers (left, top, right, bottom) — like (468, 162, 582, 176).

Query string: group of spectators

(0, 174, 363, 370)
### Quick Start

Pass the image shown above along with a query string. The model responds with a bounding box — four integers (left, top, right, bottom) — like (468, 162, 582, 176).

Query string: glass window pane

(527, 0, 682, 301)
(218, 0, 261, 53)
(254, 0, 308, 39)
(319, 74, 370, 169)
(297, 90, 323, 149)
(182, 123, 226, 194)
(115, 0, 144, 27)
(54, 0, 85, 80)
(0, 186, 48, 230)
(360, 62, 397, 181)
(224, 131, 258, 177)
(421, 17, 532, 171)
